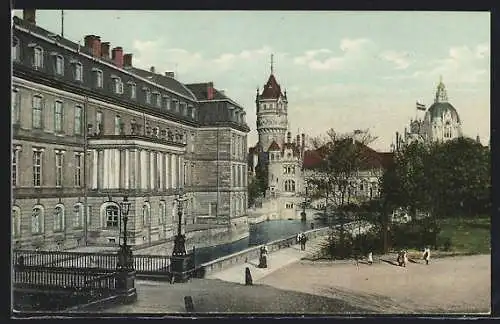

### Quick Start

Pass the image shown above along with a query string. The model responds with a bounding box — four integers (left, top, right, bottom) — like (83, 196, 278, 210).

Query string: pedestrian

(245, 267, 253, 285)
(296, 233, 300, 245)
(423, 247, 430, 265)
(403, 250, 408, 267)
(367, 252, 373, 265)
(302, 234, 308, 251)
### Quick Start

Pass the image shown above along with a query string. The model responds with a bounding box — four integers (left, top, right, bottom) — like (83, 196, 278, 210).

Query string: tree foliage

(381, 137, 490, 219)
(248, 159, 268, 207)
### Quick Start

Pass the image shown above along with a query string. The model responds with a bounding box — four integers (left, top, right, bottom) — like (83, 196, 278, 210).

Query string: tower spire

(435, 75, 448, 103)
(270, 53, 274, 75)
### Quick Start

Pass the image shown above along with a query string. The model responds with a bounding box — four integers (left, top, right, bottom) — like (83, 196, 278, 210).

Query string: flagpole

(61, 10, 64, 37)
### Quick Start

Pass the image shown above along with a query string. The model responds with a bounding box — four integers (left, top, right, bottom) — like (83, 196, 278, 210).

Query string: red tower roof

(261, 74, 283, 99)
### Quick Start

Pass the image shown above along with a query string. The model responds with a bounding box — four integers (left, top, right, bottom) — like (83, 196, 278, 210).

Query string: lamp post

(170, 189, 191, 283)
(301, 181, 308, 222)
(115, 196, 137, 303)
(117, 196, 133, 271)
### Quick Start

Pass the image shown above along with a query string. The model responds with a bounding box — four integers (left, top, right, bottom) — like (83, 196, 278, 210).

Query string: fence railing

(13, 266, 117, 290)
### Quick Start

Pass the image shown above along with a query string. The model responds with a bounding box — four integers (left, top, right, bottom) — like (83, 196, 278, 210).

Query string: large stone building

(11, 10, 250, 250)
(248, 64, 306, 219)
(397, 77, 463, 147)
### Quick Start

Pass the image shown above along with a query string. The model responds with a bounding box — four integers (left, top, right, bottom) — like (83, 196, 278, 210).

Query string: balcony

(87, 121, 187, 148)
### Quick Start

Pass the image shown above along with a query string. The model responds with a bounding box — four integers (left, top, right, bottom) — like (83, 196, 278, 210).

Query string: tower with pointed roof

(256, 54, 289, 151)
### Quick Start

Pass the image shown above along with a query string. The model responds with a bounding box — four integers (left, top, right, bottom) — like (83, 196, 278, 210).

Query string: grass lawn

(437, 216, 490, 254)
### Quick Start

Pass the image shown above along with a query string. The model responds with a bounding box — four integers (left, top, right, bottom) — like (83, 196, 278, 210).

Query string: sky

(13, 10, 490, 151)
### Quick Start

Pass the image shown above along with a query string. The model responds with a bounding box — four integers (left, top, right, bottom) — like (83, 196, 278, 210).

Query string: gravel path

(258, 254, 491, 314)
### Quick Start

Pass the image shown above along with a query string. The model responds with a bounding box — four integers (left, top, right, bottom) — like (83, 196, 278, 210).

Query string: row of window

(232, 195, 247, 217)
(12, 38, 196, 118)
(232, 164, 247, 187)
(12, 147, 83, 188)
(12, 89, 85, 134)
(284, 180, 296, 192)
(12, 204, 89, 237)
(11, 201, 179, 238)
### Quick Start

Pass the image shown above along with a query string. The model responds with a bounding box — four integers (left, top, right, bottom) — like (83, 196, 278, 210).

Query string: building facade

(11, 10, 250, 250)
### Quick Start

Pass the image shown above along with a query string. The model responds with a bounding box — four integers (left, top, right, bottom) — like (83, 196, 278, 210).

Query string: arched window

(54, 204, 65, 232)
(73, 203, 83, 228)
(32, 205, 44, 234)
(104, 204, 119, 228)
(142, 203, 151, 227)
(159, 201, 166, 224)
(284, 180, 295, 192)
(33, 46, 44, 69)
(12, 206, 21, 237)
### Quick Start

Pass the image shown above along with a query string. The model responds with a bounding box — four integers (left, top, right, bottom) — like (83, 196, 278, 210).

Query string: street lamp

(170, 189, 191, 283)
(117, 196, 133, 271)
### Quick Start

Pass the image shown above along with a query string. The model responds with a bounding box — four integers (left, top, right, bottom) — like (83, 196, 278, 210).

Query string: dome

(426, 102, 461, 123)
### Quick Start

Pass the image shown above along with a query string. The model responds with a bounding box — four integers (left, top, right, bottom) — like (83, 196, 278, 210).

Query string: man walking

(367, 251, 373, 265)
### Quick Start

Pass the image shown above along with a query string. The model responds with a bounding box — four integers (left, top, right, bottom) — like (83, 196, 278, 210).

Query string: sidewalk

(206, 236, 326, 284)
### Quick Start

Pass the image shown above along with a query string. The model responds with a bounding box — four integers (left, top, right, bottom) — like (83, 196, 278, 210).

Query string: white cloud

(380, 50, 412, 70)
(293, 38, 375, 71)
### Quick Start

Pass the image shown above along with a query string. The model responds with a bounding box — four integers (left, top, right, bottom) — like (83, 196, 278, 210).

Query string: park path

(206, 235, 326, 284)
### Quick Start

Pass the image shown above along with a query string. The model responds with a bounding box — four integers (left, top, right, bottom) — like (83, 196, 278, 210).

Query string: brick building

(11, 10, 250, 250)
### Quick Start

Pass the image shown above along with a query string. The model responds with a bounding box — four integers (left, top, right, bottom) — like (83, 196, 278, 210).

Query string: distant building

(11, 10, 250, 250)
(397, 77, 463, 148)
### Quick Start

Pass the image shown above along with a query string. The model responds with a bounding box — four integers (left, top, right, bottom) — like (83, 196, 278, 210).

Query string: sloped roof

(303, 141, 394, 171)
(261, 74, 284, 99)
(127, 67, 197, 101)
(268, 140, 281, 151)
(185, 83, 227, 101)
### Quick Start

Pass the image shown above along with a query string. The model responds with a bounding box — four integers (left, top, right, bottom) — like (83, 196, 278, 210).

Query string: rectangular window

(34, 47, 43, 68)
(32, 95, 43, 129)
(54, 101, 63, 133)
(191, 107, 196, 119)
(74, 105, 82, 135)
(55, 151, 64, 187)
(114, 115, 121, 135)
(74, 153, 82, 187)
(96, 111, 103, 135)
(12, 148, 19, 187)
(12, 38, 19, 61)
(55, 55, 64, 75)
(114, 78, 123, 94)
(156, 94, 162, 107)
(87, 206, 92, 226)
(174, 100, 179, 112)
(165, 97, 171, 110)
(74, 63, 83, 81)
(12, 89, 20, 124)
(95, 70, 103, 88)
(145, 90, 151, 104)
(130, 83, 136, 99)
(33, 150, 42, 187)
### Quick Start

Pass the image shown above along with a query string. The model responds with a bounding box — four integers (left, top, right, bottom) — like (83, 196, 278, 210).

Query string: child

(367, 252, 373, 265)
(423, 247, 430, 265)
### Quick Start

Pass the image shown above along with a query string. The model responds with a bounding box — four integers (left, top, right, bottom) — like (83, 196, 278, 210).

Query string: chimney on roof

(207, 82, 214, 100)
(287, 131, 292, 144)
(123, 53, 133, 67)
(150, 66, 155, 74)
(165, 72, 175, 78)
(101, 42, 110, 59)
(111, 47, 124, 68)
(23, 9, 36, 25)
(84, 35, 102, 58)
